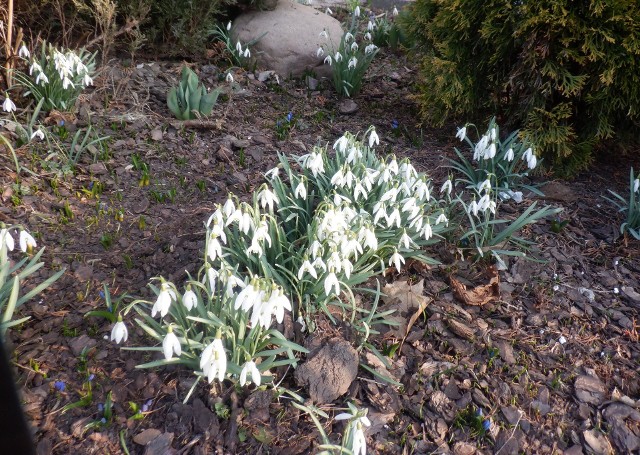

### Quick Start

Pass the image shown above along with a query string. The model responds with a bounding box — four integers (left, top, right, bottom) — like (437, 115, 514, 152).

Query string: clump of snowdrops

(0, 225, 64, 339)
(14, 40, 96, 111)
(319, 1, 380, 97)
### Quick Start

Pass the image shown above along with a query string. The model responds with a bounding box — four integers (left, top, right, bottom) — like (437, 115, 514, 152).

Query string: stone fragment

(338, 99, 359, 114)
(133, 429, 161, 446)
(583, 429, 613, 455)
(575, 375, 607, 405)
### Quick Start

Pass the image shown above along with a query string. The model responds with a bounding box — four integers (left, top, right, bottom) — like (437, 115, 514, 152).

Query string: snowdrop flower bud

(345, 32, 354, 43)
(320, 30, 329, 39)
(294, 179, 307, 199)
(367, 21, 375, 31)
(326, 7, 333, 15)
(83, 74, 93, 86)
(368, 128, 379, 147)
(354, 5, 360, 16)
(110, 316, 128, 344)
(227, 21, 232, 31)
(226, 72, 234, 83)
(634, 178, 639, 193)
(244, 48, 251, 58)
(31, 129, 45, 141)
(324, 55, 333, 66)
(236, 41, 243, 53)
(317, 47, 324, 57)
(151, 283, 176, 318)
(456, 126, 466, 141)
(239, 360, 261, 386)
(3, 94, 16, 113)
(162, 327, 182, 360)
(440, 179, 452, 195)
(351, 42, 358, 52)
(18, 44, 30, 58)
(504, 148, 514, 162)
(19, 230, 37, 253)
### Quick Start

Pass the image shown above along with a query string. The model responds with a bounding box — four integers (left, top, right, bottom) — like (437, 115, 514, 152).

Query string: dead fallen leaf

(381, 279, 431, 340)
(449, 267, 499, 306)
(446, 318, 475, 341)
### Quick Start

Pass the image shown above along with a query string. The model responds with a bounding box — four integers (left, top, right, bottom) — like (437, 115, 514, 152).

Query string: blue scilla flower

(98, 403, 104, 412)
(286, 112, 293, 122)
(482, 419, 491, 431)
(391, 119, 399, 129)
(99, 290, 105, 299)
(54, 380, 66, 392)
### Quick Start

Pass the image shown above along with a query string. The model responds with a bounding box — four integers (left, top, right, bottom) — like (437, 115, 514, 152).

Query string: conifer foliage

(401, 0, 640, 173)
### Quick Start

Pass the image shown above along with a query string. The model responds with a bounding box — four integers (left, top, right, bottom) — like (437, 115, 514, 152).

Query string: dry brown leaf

(381, 280, 431, 340)
(446, 318, 475, 341)
(449, 267, 499, 306)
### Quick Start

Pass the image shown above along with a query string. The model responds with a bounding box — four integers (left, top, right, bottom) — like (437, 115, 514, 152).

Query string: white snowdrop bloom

(29, 62, 42, 75)
(440, 179, 452, 195)
(368, 20, 375, 31)
(162, 329, 182, 360)
(324, 55, 333, 66)
(236, 41, 243, 53)
(345, 32, 354, 43)
(151, 283, 177, 318)
(19, 44, 30, 58)
(235, 280, 263, 313)
(364, 32, 372, 41)
(36, 72, 49, 85)
(335, 52, 343, 62)
(435, 213, 448, 226)
(200, 338, 227, 383)
(305, 151, 325, 176)
(0, 229, 14, 251)
(422, 223, 433, 240)
(257, 185, 279, 211)
(325, 8, 333, 15)
(368, 129, 379, 147)
(389, 249, 405, 273)
(225, 71, 235, 83)
(348, 56, 358, 70)
(354, 5, 360, 16)
(634, 178, 639, 193)
(386, 206, 401, 228)
(504, 148, 514, 162)
(409, 214, 423, 232)
(227, 21, 232, 30)
(239, 361, 261, 387)
(414, 179, 430, 201)
(485, 143, 497, 159)
(238, 211, 255, 235)
(324, 271, 340, 296)
(478, 178, 492, 193)
(207, 207, 224, 228)
(467, 200, 480, 217)
(353, 181, 368, 201)
(31, 128, 45, 140)
(478, 194, 491, 212)
(298, 258, 318, 280)
(110, 318, 128, 344)
(333, 135, 349, 153)
(342, 258, 353, 279)
(244, 48, 251, 58)
(456, 126, 466, 141)
(380, 187, 399, 203)
(312, 256, 327, 273)
(331, 167, 346, 187)
(359, 226, 378, 250)
(398, 230, 412, 250)
(207, 236, 222, 262)
(474, 135, 489, 161)
(62, 77, 74, 90)
(351, 42, 359, 52)
(294, 179, 307, 199)
(223, 197, 236, 218)
(19, 230, 37, 253)
(393, 6, 399, 16)
(2, 95, 16, 113)
(183, 288, 198, 311)
(317, 47, 324, 57)
(527, 153, 537, 169)
(310, 240, 323, 258)
(83, 73, 93, 86)
(490, 127, 497, 141)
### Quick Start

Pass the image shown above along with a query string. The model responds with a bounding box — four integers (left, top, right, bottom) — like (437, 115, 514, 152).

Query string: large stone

(233, 0, 343, 78)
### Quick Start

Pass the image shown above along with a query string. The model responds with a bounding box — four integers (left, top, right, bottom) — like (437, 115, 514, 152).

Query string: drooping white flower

(364, 43, 377, 55)
(490, 127, 497, 141)
(18, 44, 30, 58)
(485, 143, 497, 159)
(3, 95, 16, 113)
(345, 32, 354, 43)
(19, 230, 37, 253)
(478, 178, 491, 193)
(389, 249, 405, 273)
(36, 72, 49, 85)
(207, 236, 222, 262)
(257, 185, 279, 211)
(505, 148, 514, 162)
(348, 56, 358, 70)
(235, 280, 263, 313)
(31, 129, 45, 140)
(393, 6, 399, 16)
(236, 41, 243, 54)
(239, 360, 261, 387)
(335, 51, 343, 62)
(0, 229, 14, 251)
(324, 55, 333, 66)
(474, 135, 489, 161)
(226, 72, 234, 83)
(316, 47, 324, 57)
(200, 338, 227, 383)
(244, 48, 251, 58)
(440, 179, 452, 195)
(83, 74, 93, 86)
(151, 283, 177, 318)
(467, 200, 479, 217)
(386, 206, 401, 228)
(527, 152, 537, 169)
(324, 271, 340, 296)
(435, 213, 448, 226)
(110, 317, 128, 344)
(62, 77, 74, 90)
(325, 7, 333, 15)
(634, 178, 639, 193)
(298, 258, 318, 280)
(266, 287, 292, 325)
(183, 288, 197, 311)
(207, 267, 218, 293)
(456, 126, 466, 141)
(351, 42, 359, 52)
(364, 32, 372, 41)
(162, 328, 182, 360)
(398, 230, 412, 250)
(294, 179, 307, 199)
(227, 21, 232, 31)
(320, 30, 329, 39)
(422, 223, 433, 240)
(354, 5, 360, 16)
(368, 129, 379, 148)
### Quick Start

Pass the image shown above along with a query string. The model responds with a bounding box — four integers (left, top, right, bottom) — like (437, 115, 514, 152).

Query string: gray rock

(338, 99, 358, 114)
(583, 429, 613, 455)
(575, 375, 607, 405)
(143, 432, 176, 455)
(68, 335, 97, 356)
(501, 406, 522, 425)
(233, 1, 343, 78)
(133, 429, 161, 445)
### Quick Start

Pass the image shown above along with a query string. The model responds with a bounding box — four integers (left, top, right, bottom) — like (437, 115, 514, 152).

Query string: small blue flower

(98, 403, 104, 412)
(482, 419, 491, 431)
(100, 417, 107, 424)
(391, 119, 399, 129)
(58, 120, 65, 127)
(476, 408, 484, 417)
(88, 181, 94, 190)
(88, 374, 95, 382)
(286, 112, 293, 122)
(99, 290, 105, 299)
(142, 404, 149, 412)
(54, 380, 66, 392)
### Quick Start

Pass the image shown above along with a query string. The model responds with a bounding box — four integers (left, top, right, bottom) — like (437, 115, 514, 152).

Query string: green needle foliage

(401, 0, 640, 174)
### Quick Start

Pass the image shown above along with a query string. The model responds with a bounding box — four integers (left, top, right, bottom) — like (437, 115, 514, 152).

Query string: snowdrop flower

(345, 32, 354, 43)
(435, 213, 448, 226)
(527, 153, 537, 169)
(244, 48, 251, 58)
(478, 178, 491, 193)
(227, 21, 232, 31)
(236, 41, 243, 54)
(348, 56, 358, 70)
(257, 185, 279, 211)
(353, 181, 368, 201)
(294, 179, 307, 199)
(490, 127, 497, 141)
(183, 287, 197, 311)
(317, 47, 324, 57)
(422, 223, 433, 240)
(298, 258, 318, 280)
(239, 360, 261, 387)
(200, 338, 227, 383)
(151, 283, 177, 318)
(235, 279, 263, 313)
(162, 327, 182, 360)
(364, 32, 372, 41)
(110, 316, 128, 344)
(326, 8, 333, 15)
(31, 129, 45, 140)
(18, 44, 30, 58)
(331, 167, 346, 187)
(335, 52, 343, 62)
(364, 43, 377, 55)
(320, 30, 329, 39)
(505, 148, 514, 162)
(440, 179, 452, 196)
(468, 200, 479, 217)
(389, 249, 405, 273)
(368, 129, 379, 148)
(324, 55, 333, 66)
(354, 5, 360, 17)
(19, 230, 37, 253)
(359, 226, 378, 250)
(386, 206, 401, 228)
(368, 20, 375, 31)
(0, 229, 14, 251)
(62, 77, 75, 90)
(474, 135, 489, 161)
(29, 62, 42, 75)
(3, 95, 16, 113)
(266, 287, 292, 324)
(36, 72, 49, 86)
(398, 230, 412, 249)
(223, 197, 236, 218)
(635, 178, 640, 193)
(207, 236, 222, 261)
(324, 271, 340, 296)
(456, 126, 466, 141)
(351, 42, 359, 52)
(226, 72, 234, 83)
(83, 73, 93, 86)
(485, 143, 496, 159)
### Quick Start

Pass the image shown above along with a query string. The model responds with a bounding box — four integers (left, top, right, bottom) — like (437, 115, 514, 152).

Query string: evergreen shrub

(401, 0, 640, 173)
